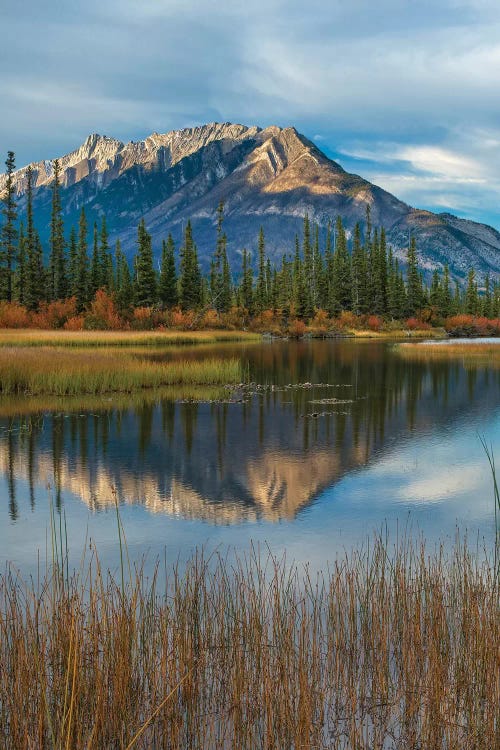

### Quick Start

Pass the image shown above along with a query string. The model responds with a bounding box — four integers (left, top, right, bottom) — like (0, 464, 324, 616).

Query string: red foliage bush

(406, 317, 431, 331)
(338, 311, 361, 329)
(84, 290, 122, 330)
(0, 302, 30, 328)
(63, 315, 85, 331)
(367, 315, 383, 332)
(444, 315, 500, 337)
(287, 318, 307, 338)
(31, 298, 78, 329)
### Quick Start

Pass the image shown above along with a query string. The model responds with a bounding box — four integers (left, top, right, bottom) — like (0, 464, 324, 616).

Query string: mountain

(2, 122, 500, 280)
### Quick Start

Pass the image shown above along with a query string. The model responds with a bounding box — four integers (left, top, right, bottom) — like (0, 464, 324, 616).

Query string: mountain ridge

(2, 122, 499, 281)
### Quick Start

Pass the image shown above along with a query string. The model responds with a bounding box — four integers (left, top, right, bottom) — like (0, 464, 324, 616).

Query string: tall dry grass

(396, 341, 500, 365)
(0, 348, 241, 395)
(0, 329, 260, 348)
(0, 535, 497, 749)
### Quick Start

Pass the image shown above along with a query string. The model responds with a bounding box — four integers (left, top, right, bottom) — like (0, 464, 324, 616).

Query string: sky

(1, 0, 499, 228)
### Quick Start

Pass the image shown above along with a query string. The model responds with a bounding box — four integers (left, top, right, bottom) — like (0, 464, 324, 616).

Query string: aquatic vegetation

(0, 537, 496, 749)
(396, 340, 500, 365)
(0, 347, 242, 395)
(0, 329, 260, 348)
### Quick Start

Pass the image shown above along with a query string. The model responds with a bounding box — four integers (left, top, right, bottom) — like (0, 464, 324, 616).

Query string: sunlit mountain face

(3, 123, 500, 281)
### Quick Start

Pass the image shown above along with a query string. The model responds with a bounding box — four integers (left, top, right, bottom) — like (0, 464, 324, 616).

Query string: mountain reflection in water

(1, 340, 499, 527)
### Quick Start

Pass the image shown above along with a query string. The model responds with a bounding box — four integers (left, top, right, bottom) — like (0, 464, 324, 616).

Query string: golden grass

(351, 328, 446, 339)
(0, 329, 260, 348)
(396, 341, 500, 365)
(0, 537, 497, 749)
(0, 347, 242, 395)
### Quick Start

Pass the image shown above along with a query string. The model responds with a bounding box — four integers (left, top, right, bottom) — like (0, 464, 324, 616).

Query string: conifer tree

(114, 240, 134, 311)
(0, 151, 17, 302)
(255, 227, 267, 314)
(406, 235, 422, 315)
(441, 264, 452, 317)
(75, 208, 89, 311)
(48, 159, 67, 300)
(68, 226, 78, 297)
(240, 248, 253, 312)
(351, 222, 368, 314)
(15, 223, 26, 305)
(25, 167, 45, 310)
(158, 234, 178, 307)
(482, 274, 492, 318)
(465, 269, 479, 315)
(301, 215, 314, 317)
(89, 222, 101, 299)
(331, 217, 351, 314)
(134, 219, 157, 307)
(179, 220, 202, 309)
(99, 217, 113, 290)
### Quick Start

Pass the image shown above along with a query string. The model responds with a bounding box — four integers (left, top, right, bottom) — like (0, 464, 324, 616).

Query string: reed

(0, 347, 241, 395)
(0, 329, 260, 348)
(396, 341, 500, 364)
(0, 536, 497, 749)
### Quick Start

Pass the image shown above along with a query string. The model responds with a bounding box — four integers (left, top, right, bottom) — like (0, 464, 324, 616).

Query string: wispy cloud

(1, 1, 499, 226)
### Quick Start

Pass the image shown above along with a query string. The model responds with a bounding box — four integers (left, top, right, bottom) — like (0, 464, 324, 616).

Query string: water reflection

(1, 341, 499, 526)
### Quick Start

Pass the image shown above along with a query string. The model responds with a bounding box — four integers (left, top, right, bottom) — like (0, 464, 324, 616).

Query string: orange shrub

(220, 306, 247, 330)
(85, 290, 122, 330)
(367, 315, 383, 332)
(406, 317, 431, 331)
(30, 298, 78, 329)
(287, 318, 307, 338)
(201, 309, 222, 329)
(170, 308, 197, 330)
(310, 308, 331, 333)
(443, 314, 500, 337)
(63, 315, 85, 331)
(131, 306, 155, 330)
(338, 311, 361, 329)
(0, 302, 30, 328)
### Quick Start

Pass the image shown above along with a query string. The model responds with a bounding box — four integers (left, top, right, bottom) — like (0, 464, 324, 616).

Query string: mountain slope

(2, 122, 499, 280)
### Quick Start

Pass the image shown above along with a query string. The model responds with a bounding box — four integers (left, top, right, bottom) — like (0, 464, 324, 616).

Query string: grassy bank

(396, 341, 500, 365)
(0, 348, 241, 395)
(0, 329, 260, 348)
(351, 327, 446, 339)
(0, 537, 497, 749)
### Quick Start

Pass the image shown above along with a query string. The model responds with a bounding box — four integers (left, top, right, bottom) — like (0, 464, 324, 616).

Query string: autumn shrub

(63, 315, 85, 331)
(220, 306, 247, 330)
(309, 308, 332, 334)
(287, 318, 307, 338)
(250, 309, 282, 335)
(366, 314, 383, 331)
(443, 314, 500, 337)
(131, 306, 155, 330)
(338, 310, 361, 329)
(84, 290, 122, 330)
(406, 317, 431, 331)
(0, 302, 30, 328)
(201, 308, 223, 329)
(30, 298, 78, 329)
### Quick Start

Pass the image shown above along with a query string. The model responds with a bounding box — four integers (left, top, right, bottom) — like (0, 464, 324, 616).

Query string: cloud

(1, 1, 499, 226)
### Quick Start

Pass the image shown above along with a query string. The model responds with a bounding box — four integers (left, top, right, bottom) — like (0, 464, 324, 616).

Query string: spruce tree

(89, 222, 101, 299)
(331, 217, 351, 314)
(0, 151, 17, 302)
(158, 234, 178, 307)
(25, 167, 45, 310)
(406, 235, 422, 315)
(255, 227, 267, 313)
(465, 269, 479, 315)
(68, 226, 78, 297)
(179, 220, 202, 309)
(15, 223, 27, 305)
(114, 240, 134, 311)
(240, 248, 253, 312)
(99, 217, 113, 290)
(351, 222, 368, 314)
(48, 159, 67, 300)
(75, 208, 89, 311)
(134, 219, 157, 307)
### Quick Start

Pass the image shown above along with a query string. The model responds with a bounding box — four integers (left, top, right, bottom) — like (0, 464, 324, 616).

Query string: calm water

(1, 340, 499, 577)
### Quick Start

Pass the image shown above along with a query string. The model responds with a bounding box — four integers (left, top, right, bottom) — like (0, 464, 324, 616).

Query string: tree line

(1, 151, 499, 320)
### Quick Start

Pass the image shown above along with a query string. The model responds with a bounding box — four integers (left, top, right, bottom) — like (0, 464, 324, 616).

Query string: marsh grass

(396, 341, 500, 365)
(0, 329, 260, 348)
(0, 348, 242, 396)
(0, 535, 497, 749)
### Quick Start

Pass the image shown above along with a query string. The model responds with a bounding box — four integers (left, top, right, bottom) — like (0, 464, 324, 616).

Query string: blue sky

(1, 0, 499, 228)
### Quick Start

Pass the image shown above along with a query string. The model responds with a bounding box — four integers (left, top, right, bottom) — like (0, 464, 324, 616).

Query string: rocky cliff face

(2, 122, 499, 280)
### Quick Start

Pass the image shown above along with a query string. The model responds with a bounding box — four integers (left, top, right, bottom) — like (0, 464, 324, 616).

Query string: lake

(2, 339, 499, 577)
